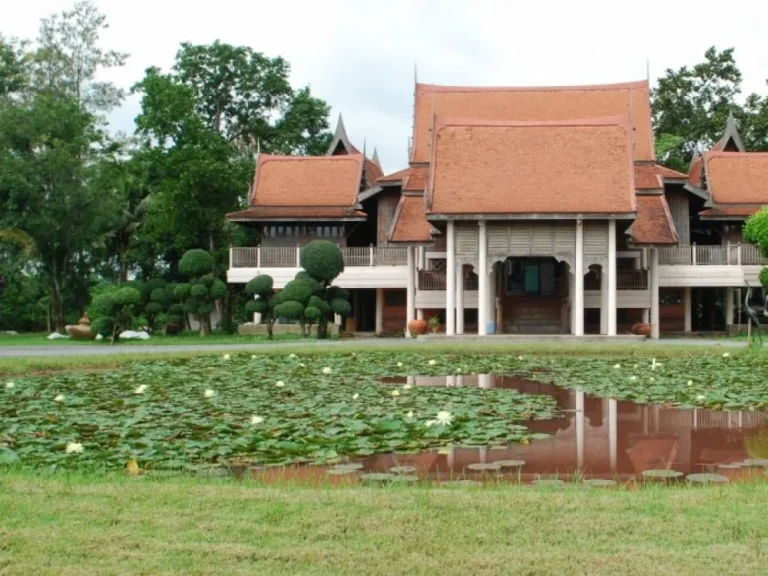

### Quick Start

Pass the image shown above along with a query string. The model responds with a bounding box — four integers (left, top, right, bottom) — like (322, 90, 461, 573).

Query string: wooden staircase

(502, 295, 565, 334)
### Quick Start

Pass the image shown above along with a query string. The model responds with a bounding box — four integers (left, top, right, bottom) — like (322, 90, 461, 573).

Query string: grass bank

(0, 330, 305, 347)
(2, 471, 768, 575)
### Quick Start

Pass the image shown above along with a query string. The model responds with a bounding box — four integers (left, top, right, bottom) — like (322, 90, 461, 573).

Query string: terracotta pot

(631, 322, 651, 337)
(408, 319, 427, 337)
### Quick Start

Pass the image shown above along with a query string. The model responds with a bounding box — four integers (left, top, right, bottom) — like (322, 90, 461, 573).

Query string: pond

(240, 374, 768, 486)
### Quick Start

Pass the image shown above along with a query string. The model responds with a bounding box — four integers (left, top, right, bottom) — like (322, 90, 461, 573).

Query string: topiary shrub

(300, 240, 345, 282)
(88, 286, 141, 344)
(245, 274, 279, 339)
(176, 249, 225, 337)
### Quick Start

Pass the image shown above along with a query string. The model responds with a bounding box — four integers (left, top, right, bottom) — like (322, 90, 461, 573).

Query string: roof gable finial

(720, 110, 745, 152)
(372, 147, 381, 170)
(414, 61, 418, 86)
(327, 113, 352, 155)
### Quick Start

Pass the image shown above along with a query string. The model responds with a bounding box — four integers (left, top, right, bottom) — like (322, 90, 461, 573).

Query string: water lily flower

(299, 363, 305, 368)
(250, 415, 264, 425)
(696, 394, 706, 401)
(251, 355, 257, 359)
(223, 354, 231, 360)
(403, 384, 412, 390)
(650, 377, 655, 383)
(322, 367, 333, 374)
(65, 442, 83, 454)
(425, 420, 436, 428)
(651, 358, 658, 371)
(456, 368, 462, 373)
(396, 362, 403, 367)
(275, 381, 285, 388)
(134, 385, 148, 395)
(289, 354, 297, 359)
(352, 393, 359, 400)
(723, 352, 731, 358)
(5, 381, 14, 389)
(406, 411, 414, 418)
(436, 411, 453, 425)
(391, 390, 401, 397)
(613, 364, 621, 369)
(629, 376, 637, 382)
(204, 389, 216, 398)
(687, 380, 694, 387)
(428, 360, 437, 366)
(54, 394, 65, 403)
(517, 356, 524, 361)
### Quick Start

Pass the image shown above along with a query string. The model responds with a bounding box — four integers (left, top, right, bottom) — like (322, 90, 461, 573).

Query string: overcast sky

(6, 0, 768, 173)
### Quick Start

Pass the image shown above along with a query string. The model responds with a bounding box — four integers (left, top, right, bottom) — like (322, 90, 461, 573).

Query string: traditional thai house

(227, 79, 768, 337)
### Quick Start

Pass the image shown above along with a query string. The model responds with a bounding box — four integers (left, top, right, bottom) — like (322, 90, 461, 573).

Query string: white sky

(6, 0, 768, 173)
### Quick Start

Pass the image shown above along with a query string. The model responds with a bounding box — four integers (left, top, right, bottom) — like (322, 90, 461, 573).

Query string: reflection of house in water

(381, 375, 768, 480)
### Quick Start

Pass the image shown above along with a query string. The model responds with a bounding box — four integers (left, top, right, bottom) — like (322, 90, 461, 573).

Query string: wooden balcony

(584, 270, 648, 291)
(230, 246, 409, 269)
(658, 244, 768, 266)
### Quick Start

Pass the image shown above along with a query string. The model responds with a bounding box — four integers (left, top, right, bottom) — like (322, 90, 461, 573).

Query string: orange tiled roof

(699, 205, 763, 219)
(403, 167, 429, 192)
(703, 151, 768, 205)
(377, 167, 411, 184)
(227, 207, 366, 221)
(388, 195, 434, 243)
(656, 164, 688, 180)
(411, 81, 654, 164)
(247, 154, 363, 208)
(427, 116, 636, 216)
(634, 165, 663, 190)
(687, 154, 704, 187)
(364, 158, 384, 187)
(626, 195, 679, 245)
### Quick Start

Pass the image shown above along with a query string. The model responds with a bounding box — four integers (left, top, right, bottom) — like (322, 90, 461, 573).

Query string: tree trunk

(317, 319, 329, 340)
(266, 319, 274, 340)
(199, 314, 211, 337)
(51, 282, 66, 333)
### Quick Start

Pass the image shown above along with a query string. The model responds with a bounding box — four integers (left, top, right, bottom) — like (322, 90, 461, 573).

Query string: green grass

(2, 470, 768, 575)
(0, 330, 306, 347)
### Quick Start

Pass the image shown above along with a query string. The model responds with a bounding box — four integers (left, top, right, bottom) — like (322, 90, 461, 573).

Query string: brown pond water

(235, 375, 768, 485)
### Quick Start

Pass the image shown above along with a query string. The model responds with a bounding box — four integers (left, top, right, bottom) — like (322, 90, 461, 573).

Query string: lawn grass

(0, 330, 305, 347)
(2, 470, 768, 575)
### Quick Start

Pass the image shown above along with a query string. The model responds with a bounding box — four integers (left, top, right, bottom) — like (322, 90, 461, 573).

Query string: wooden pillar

(607, 219, 617, 336)
(375, 288, 384, 335)
(478, 221, 488, 335)
(574, 219, 585, 336)
(406, 247, 415, 336)
(683, 286, 692, 333)
(650, 248, 660, 339)
(600, 266, 609, 335)
(446, 221, 456, 336)
(456, 264, 464, 335)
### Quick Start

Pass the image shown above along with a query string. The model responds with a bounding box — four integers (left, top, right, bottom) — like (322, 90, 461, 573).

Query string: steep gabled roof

(388, 194, 435, 244)
(626, 195, 679, 245)
(411, 80, 654, 164)
(426, 116, 636, 217)
(702, 151, 768, 206)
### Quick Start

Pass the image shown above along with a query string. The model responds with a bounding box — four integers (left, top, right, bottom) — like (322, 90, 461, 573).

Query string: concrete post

(456, 264, 464, 335)
(406, 247, 415, 336)
(478, 221, 488, 335)
(683, 286, 692, 333)
(725, 287, 734, 329)
(650, 248, 660, 339)
(574, 219, 585, 336)
(375, 288, 384, 335)
(446, 221, 456, 335)
(607, 219, 617, 336)
(600, 266, 609, 335)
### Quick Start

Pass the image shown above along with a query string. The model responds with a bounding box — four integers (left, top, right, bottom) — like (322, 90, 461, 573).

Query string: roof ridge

(433, 114, 632, 131)
(417, 80, 649, 94)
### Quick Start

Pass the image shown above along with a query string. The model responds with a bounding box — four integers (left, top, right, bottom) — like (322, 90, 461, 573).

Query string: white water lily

(65, 442, 83, 454)
(134, 384, 148, 395)
(650, 377, 655, 383)
(299, 363, 305, 368)
(251, 355, 257, 359)
(517, 356, 524, 361)
(5, 381, 14, 389)
(289, 353, 297, 359)
(428, 359, 437, 366)
(406, 411, 414, 418)
(723, 352, 731, 358)
(651, 358, 658, 371)
(629, 376, 637, 382)
(456, 368, 462, 373)
(250, 415, 264, 425)
(204, 389, 216, 398)
(687, 380, 694, 387)
(396, 362, 403, 367)
(403, 384, 412, 390)
(275, 381, 285, 388)
(54, 394, 65, 403)
(436, 411, 453, 425)
(223, 354, 231, 360)
(696, 394, 706, 401)
(391, 389, 400, 397)
(352, 393, 359, 400)
(613, 364, 621, 369)
(322, 367, 333, 374)
(425, 420, 436, 428)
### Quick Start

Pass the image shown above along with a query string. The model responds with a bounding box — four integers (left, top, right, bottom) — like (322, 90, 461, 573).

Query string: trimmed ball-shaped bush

(183, 298, 198, 314)
(150, 288, 167, 303)
(168, 303, 184, 315)
(141, 278, 167, 300)
(91, 316, 115, 337)
(330, 298, 351, 317)
(174, 284, 191, 300)
(308, 295, 330, 314)
(115, 287, 141, 307)
(760, 267, 768, 290)
(300, 240, 345, 282)
(245, 300, 267, 315)
(246, 275, 273, 296)
(90, 293, 116, 317)
(197, 303, 214, 315)
(190, 284, 209, 299)
(145, 302, 162, 315)
(326, 286, 349, 301)
(280, 279, 316, 305)
(304, 306, 321, 323)
(179, 249, 214, 278)
(275, 301, 304, 319)
(210, 279, 227, 299)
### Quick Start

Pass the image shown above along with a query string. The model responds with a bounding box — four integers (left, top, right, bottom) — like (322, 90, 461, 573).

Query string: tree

(744, 208, 768, 289)
(275, 241, 351, 339)
(175, 249, 226, 337)
(245, 275, 278, 339)
(89, 286, 141, 344)
(138, 278, 167, 333)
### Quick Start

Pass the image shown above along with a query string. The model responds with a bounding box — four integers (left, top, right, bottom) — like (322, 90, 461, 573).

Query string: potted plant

(427, 315, 440, 334)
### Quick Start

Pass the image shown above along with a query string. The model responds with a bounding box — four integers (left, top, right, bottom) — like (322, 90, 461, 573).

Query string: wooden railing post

(256, 246, 261, 268)
(229, 246, 233, 269)
(737, 243, 742, 266)
(296, 245, 301, 268)
(369, 244, 375, 266)
(692, 243, 697, 265)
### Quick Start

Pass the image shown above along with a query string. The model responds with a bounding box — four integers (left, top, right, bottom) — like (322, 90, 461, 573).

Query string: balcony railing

(230, 246, 408, 268)
(658, 244, 768, 266)
(585, 269, 648, 291)
(415, 271, 480, 291)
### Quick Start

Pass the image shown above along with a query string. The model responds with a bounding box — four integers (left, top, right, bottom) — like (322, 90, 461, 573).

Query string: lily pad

(389, 466, 417, 474)
(440, 480, 482, 487)
(531, 479, 565, 487)
(333, 463, 364, 471)
(716, 463, 744, 470)
(642, 469, 683, 479)
(326, 468, 358, 476)
(467, 463, 502, 472)
(583, 478, 617, 487)
(361, 473, 418, 483)
(686, 473, 728, 484)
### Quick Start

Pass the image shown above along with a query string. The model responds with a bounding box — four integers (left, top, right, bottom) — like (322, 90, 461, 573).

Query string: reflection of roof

(226, 207, 366, 222)
(388, 195, 434, 244)
(411, 80, 654, 164)
(626, 195, 679, 245)
(427, 116, 636, 216)
(247, 153, 363, 207)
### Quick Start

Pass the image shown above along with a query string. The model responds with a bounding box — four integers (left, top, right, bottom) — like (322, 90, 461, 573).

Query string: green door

(524, 263, 540, 293)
